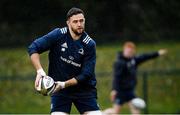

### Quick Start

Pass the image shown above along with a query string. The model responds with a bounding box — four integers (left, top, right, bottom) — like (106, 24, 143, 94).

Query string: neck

(69, 28, 81, 41)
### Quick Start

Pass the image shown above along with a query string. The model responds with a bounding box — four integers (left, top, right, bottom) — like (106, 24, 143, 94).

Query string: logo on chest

(61, 42, 84, 55)
(61, 42, 68, 52)
(78, 48, 84, 55)
(127, 59, 136, 68)
(60, 56, 81, 67)
(69, 56, 74, 60)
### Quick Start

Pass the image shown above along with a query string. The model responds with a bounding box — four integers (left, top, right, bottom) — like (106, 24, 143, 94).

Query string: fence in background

(0, 69, 179, 113)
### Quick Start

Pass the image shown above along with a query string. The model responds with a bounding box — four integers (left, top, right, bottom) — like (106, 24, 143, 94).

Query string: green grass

(0, 42, 179, 113)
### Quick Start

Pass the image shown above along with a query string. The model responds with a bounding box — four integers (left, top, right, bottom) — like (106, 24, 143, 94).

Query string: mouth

(77, 28, 83, 30)
(77, 28, 84, 32)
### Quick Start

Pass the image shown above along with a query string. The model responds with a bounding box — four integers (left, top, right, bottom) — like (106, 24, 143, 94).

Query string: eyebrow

(72, 18, 84, 21)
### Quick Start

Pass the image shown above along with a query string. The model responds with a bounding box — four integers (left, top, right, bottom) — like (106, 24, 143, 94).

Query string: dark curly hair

(66, 7, 84, 20)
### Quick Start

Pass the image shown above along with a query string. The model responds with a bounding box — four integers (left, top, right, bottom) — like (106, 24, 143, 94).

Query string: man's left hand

(52, 81, 65, 93)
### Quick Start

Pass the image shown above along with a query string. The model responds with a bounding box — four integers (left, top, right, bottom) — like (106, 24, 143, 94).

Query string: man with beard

(28, 7, 101, 115)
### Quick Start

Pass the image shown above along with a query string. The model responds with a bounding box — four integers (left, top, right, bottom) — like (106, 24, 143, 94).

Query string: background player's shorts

(114, 90, 136, 105)
(51, 95, 100, 114)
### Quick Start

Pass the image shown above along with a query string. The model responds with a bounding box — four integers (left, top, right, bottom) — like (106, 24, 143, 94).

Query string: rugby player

(103, 41, 167, 114)
(28, 7, 101, 115)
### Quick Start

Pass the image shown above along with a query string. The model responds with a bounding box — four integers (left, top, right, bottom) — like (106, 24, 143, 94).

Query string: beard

(71, 26, 84, 36)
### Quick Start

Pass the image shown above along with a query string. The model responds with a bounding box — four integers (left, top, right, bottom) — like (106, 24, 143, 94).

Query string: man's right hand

(35, 69, 46, 90)
(110, 90, 117, 102)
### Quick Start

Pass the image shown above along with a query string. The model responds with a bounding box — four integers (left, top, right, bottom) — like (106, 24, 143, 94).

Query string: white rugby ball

(131, 98, 146, 109)
(36, 76, 56, 96)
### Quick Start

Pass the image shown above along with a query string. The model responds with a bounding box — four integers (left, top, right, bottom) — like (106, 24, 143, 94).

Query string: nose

(77, 21, 81, 26)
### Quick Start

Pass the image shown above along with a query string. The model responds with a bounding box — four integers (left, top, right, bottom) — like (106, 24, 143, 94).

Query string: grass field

(0, 42, 179, 113)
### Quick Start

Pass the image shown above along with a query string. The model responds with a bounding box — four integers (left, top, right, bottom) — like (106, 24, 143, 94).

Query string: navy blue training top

(28, 27, 97, 98)
(112, 52, 159, 92)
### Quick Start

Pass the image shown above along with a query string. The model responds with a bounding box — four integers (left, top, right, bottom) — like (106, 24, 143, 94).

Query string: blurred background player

(103, 41, 167, 114)
(28, 7, 101, 115)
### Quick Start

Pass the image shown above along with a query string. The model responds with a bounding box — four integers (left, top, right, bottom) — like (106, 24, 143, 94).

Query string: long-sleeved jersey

(28, 27, 97, 98)
(112, 52, 159, 91)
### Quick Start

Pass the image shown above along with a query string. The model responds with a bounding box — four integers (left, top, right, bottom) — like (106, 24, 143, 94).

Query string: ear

(66, 20, 69, 26)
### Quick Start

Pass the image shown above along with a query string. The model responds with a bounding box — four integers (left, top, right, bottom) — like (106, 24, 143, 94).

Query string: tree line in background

(0, 0, 180, 47)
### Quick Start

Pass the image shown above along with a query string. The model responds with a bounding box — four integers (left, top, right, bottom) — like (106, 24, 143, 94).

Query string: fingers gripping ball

(36, 76, 56, 96)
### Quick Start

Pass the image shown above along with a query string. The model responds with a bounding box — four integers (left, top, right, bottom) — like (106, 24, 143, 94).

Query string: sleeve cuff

(28, 42, 40, 56)
(75, 74, 85, 83)
(28, 50, 38, 56)
(156, 52, 160, 56)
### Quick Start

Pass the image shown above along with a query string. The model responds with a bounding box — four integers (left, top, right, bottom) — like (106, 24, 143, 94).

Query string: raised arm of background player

(135, 49, 167, 65)
(28, 28, 96, 91)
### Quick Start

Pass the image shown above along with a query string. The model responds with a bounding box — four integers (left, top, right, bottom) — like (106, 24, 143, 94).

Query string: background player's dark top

(112, 52, 159, 92)
(28, 27, 97, 98)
